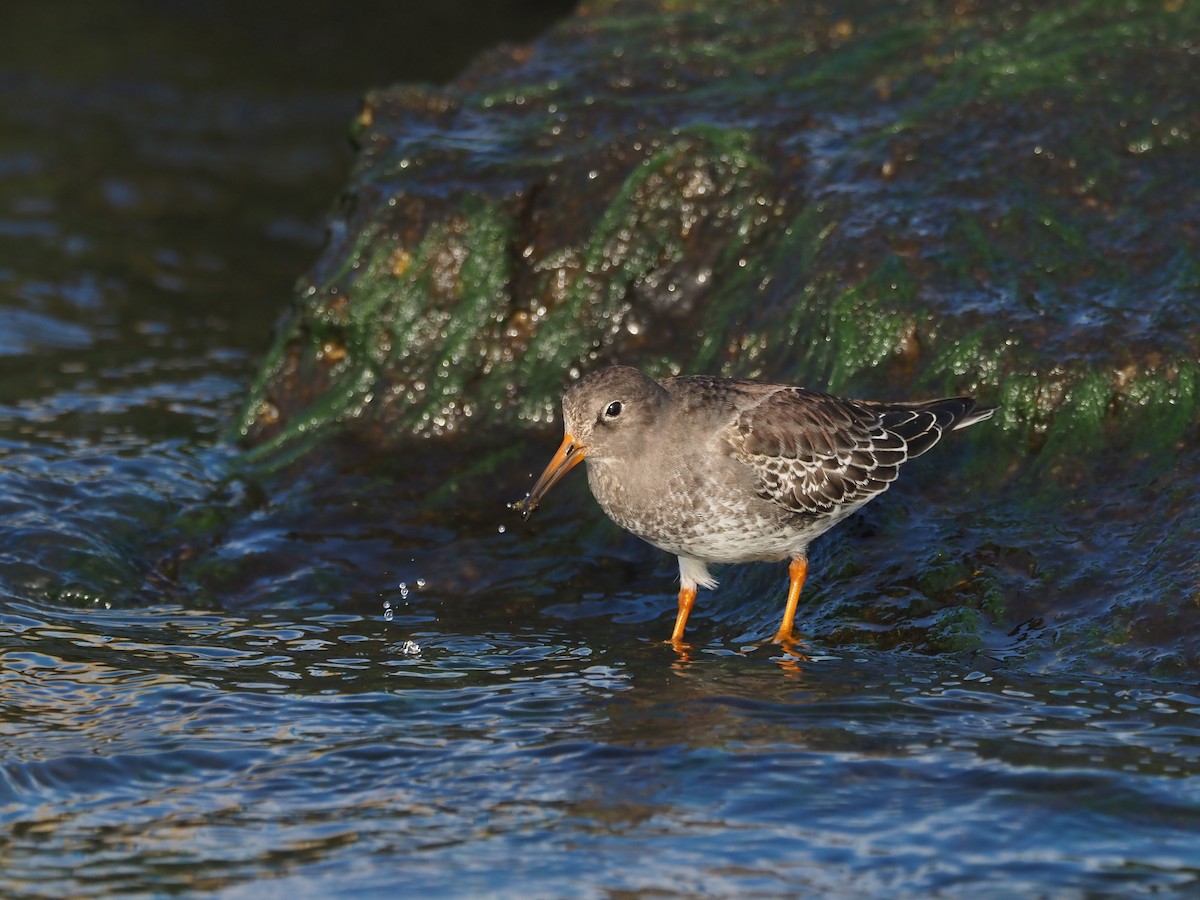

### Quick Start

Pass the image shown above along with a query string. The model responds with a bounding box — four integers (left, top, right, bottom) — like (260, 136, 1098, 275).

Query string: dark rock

(234, 0, 1200, 671)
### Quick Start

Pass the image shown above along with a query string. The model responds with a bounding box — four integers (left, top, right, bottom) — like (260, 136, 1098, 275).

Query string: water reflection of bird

(514, 366, 995, 646)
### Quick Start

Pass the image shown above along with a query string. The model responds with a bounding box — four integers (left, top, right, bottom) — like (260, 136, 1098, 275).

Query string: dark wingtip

(954, 401, 998, 430)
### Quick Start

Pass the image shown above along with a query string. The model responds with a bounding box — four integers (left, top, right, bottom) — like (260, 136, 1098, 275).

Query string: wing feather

(725, 388, 987, 517)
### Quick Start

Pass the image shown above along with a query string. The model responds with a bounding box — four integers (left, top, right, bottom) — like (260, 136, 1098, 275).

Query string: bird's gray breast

(584, 446, 803, 563)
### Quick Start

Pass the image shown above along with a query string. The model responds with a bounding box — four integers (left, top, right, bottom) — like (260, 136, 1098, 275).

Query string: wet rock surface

(234, 0, 1200, 672)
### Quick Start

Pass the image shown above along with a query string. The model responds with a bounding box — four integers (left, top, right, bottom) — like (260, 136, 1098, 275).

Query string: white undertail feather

(678, 556, 718, 591)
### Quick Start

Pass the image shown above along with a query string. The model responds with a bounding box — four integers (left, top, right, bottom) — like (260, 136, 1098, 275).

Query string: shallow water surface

(1, 2, 1199, 897)
(4, 599, 1200, 895)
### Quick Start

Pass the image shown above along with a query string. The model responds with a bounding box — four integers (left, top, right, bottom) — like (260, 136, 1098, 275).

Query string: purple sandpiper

(513, 366, 995, 644)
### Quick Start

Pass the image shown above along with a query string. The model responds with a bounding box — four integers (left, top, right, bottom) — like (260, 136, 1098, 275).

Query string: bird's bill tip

(513, 433, 586, 519)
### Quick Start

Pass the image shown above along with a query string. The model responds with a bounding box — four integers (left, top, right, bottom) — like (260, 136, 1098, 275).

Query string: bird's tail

(873, 397, 996, 458)
(950, 401, 997, 431)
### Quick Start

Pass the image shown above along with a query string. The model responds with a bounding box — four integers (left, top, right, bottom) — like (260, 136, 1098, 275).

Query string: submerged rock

(235, 0, 1200, 672)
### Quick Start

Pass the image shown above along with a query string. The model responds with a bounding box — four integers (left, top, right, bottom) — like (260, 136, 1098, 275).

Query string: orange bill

(512, 433, 587, 520)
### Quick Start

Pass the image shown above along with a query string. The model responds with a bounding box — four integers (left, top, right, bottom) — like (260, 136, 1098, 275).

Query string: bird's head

(512, 366, 667, 520)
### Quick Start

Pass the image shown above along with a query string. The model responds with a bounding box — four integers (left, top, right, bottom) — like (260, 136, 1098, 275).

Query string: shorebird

(513, 366, 995, 644)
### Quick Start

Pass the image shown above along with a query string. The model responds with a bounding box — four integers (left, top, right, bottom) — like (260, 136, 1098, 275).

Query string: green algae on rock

(238, 0, 1200, 452)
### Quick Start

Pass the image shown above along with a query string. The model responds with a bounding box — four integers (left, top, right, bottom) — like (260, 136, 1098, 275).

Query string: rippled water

(2, 2, 1199, 896)
(5, 598, 1200, 895)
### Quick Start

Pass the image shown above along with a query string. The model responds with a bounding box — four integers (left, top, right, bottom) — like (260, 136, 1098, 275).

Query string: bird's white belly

(588, 460, 854, 566)
(637, 503, 825, 564)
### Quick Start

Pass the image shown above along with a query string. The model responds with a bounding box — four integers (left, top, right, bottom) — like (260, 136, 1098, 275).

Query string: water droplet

(498, 524, 507, 534)
(415, 578, 426, 589)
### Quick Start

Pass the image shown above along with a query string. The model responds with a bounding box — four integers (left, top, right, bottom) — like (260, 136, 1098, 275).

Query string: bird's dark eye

(604, 401, 623, 419)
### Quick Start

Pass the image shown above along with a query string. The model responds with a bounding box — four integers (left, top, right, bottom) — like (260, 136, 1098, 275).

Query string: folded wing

(725, 388, 991, 517)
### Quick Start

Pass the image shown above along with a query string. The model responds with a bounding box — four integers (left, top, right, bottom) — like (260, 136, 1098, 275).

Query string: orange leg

(772, 557, 808, 643)
(670, 584, 697, 644)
